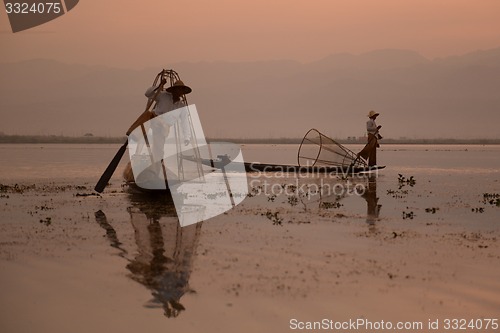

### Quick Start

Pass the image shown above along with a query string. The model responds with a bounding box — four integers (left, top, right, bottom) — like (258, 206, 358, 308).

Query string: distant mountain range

(1, 47, 500, 139)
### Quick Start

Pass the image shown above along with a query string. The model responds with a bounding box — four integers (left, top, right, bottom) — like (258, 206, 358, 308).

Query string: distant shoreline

(1, 135, 500, 145)
(0, 135, 127, 144)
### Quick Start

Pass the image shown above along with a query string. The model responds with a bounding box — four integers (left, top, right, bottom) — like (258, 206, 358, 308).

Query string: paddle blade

(94, 141, 128, 193)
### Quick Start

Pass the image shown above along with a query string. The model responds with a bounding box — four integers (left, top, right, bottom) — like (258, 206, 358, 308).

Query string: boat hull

(243, 162, 385, 174)
(124, 160, 385, 193)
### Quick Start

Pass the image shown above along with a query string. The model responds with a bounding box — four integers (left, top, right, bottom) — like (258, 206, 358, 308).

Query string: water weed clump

(483, 193, 500, 206)
(398, 174, 416, 188)
(425, 207, 439, 214)
(262, 210, 283, 226)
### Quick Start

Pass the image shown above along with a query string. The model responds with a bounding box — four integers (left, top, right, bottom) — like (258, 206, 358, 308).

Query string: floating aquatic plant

(267, 194, 277, 202)
(0, 183, 35, 194)
(262, 210, 283, 226)
(483, 193, 500, 206)
(387, 189, 409, 199)
(247, 185, 263, 197)
(75, 192, 101, 197)
(287, 196, 299, 206)
(35, 204, 53, 211)
(398, 174, 416, 188)
(425, 207, 439, 214)
(320, 201, 343, 209)
(39, 217, 52, 226)
(402, 210, 415, 220)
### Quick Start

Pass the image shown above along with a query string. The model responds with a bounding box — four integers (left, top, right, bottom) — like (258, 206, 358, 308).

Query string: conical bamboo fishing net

(297, 129, 367, 168)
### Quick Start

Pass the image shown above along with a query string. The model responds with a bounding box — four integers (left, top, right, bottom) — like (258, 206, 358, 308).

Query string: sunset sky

(1, 1, 500, 139)
(2, 0, 500, 67)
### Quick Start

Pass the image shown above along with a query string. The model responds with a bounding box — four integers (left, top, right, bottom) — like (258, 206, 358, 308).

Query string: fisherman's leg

(123, 161, 134, 182)
(357, 146, 369, 161)
(357, 137, 372, 161)
(151, 121, 168, 161)
(367, 134, 377, 166)
(369, 148, 377, 166)
(179, 108, 192, 144)
(358, 134, 373, 162)
(136, 119, 169, 183)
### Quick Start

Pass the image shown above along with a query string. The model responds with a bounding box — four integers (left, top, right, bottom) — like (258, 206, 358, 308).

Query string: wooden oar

(94, 72, 166, 193)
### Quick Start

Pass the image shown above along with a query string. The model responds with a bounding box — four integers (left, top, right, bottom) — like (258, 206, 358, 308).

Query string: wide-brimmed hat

(166, 80, 192, 95)
(367, 110, 379, 118)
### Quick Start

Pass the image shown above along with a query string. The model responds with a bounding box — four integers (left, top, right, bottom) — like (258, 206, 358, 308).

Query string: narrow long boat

(243, 162, 385, 174)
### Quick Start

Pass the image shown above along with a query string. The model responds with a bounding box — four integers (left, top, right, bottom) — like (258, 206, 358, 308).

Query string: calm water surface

(1, 143, 500, 180)
(1, 143, 498, 228)
(1, 143, 499, 333)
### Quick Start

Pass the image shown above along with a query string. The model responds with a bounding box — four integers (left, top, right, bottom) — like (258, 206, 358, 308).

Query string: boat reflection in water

(95, 191, 202, 318)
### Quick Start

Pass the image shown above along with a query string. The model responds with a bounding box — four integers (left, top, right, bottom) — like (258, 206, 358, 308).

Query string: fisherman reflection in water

(94, 194, 201, 317)
(360, 175, 382, 231)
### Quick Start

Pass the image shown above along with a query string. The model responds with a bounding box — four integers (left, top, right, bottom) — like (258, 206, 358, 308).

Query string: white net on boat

(297, 129, 367, 167)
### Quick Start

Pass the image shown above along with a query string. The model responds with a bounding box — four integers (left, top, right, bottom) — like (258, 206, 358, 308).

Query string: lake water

(1, 142, 499, 179)
(1, 143, 499, 333)
(0, 142, 499, 233)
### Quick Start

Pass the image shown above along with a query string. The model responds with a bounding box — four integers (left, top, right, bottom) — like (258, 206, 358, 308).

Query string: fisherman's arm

(145, 78, 167, 99)
(126, 111, 155, 135)
(127, 79, 167, 135)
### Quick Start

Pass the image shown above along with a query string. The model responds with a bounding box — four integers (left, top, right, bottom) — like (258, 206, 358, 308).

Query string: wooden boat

(122, 127, 386, 192)
(243, 162, 385, 174)
(188, 156, 384, 174)
(184, 127, 386, 175)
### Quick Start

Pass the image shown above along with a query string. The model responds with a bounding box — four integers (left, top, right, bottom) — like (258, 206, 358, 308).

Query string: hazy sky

(1, 0, 500, 67)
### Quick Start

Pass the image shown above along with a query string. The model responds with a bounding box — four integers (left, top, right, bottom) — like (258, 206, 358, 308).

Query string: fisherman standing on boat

(357, 110, 382, 167)
(146, 78, 193, 149)
(145, 78, 193, 180)
(123, 78, 193, 183)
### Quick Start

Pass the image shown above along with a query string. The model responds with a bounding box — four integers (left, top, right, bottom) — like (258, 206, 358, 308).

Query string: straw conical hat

(166, 80, 192, 95)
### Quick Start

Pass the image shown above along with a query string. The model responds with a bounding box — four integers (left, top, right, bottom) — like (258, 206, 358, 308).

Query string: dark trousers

(358, 133, 378, 166)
